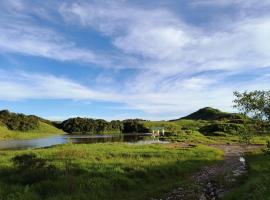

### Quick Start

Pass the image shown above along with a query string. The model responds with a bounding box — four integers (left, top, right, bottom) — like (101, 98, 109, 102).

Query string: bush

(11, 154, 58, 185)
(12, 154, 46, 170)
(199, 122, 246, 135)
(263, 141, 270, 156)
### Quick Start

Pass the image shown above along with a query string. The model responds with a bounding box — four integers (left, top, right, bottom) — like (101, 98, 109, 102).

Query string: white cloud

(0, 70, 115, 101)
(0, 69, 270, 119)
(0, 23, 107, 65)
(60, 1, 270, 73)
(113, 25, 192, 59)
(1, 1, 270, 119)
(191, 0, 270, 8)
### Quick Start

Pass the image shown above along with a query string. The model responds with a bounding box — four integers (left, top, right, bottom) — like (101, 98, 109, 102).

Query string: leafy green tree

(122, 119, 149, 133)
(233, 90, 270, 121)
(233, 90, 270, 143)
(60, 117, 124, 134)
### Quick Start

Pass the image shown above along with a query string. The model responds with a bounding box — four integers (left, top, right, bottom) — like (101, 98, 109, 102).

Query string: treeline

(0, 110, 39, 131)
(59, 118, 149, 134)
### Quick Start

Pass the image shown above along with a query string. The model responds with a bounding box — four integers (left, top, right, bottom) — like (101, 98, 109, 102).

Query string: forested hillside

(0, 110, 64, 140)
(59, 118, 149, 134)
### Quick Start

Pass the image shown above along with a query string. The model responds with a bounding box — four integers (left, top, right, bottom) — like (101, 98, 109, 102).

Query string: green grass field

(224, 149, 270, 199)
(1, 109, 270, 199)
(0, 122, 65, 140)
(0, 143, 223, 200)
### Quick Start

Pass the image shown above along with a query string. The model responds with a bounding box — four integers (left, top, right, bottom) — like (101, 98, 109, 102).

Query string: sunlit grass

(0, 122, 65, 141)
(0, 143, 223, 200)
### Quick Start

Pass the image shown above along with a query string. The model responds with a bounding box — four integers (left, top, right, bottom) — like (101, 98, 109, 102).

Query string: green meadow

(0, 143, 223, 200)
(0, 106, 270, 199)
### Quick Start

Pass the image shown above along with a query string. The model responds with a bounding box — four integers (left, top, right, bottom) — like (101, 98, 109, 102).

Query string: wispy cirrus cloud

(58, 0, 270, 117)
(59, 1, 270, 76)
(1, 0, 270, 119)
(0, 70, 115, 101)
(1, 69, 270, 119)
(0, 1, 117, 67)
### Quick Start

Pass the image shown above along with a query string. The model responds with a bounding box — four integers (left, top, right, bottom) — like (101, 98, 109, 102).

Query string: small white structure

(151, 127, 165, 137)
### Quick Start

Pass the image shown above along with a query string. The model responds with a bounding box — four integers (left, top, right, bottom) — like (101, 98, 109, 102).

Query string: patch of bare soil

(152, 144, 262, 200)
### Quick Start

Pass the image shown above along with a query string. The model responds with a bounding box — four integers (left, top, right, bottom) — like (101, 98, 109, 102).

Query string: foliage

(263, 141, 270, 156)
(0, 121, 65, 141)
(60, 118, 149, 134)
(12, 154, 46, 170)
(60, 117, 123, 134)
(238, 129, 253, 145)
(10, 153, 57, 185)
(0, 110, 39, 131)
(122, 119, 149, 133)
(233, 90, 270, 121)
(199, 122, 246, 136)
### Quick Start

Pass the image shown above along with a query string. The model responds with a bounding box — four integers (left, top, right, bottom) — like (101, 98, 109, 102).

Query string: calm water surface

(0, 134, 169, 150)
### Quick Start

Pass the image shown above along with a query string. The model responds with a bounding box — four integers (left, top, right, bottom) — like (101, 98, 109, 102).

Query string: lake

(0, 134, 169, 150)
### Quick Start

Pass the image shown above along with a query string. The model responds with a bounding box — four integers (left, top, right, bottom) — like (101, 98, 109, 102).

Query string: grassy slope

(224, 150, 270, 200)
(142, 119, 270, 145)
(0, 143, 223, 200)
(0, 121, 65, 140)
(174, 107, 240, 121)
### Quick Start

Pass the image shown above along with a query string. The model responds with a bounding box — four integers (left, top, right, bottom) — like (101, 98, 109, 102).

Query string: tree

(233, 90, 270, 143)
(233, 90, 270, 121)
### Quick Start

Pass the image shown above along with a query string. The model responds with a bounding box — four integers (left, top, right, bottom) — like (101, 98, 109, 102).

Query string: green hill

(0, 110, 65, 140)
(173, 107, 245, 121)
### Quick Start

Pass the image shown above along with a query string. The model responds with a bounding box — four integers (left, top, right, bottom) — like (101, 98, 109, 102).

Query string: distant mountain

(171, 107, 245, 121)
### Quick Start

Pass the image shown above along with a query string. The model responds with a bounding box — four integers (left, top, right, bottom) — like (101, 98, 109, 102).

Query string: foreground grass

(0, 122, 65, 141)
(224, 149, 270, 200)
(0, 143, 223, 200)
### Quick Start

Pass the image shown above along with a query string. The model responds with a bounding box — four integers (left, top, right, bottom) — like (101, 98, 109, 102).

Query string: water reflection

(0, 134, 168, 150)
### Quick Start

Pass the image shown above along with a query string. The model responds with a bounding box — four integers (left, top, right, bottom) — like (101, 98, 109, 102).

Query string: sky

(0, 0, 270, 121)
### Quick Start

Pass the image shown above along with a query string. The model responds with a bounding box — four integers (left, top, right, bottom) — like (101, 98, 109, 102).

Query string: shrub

(12, 154, 46, 170)
(11, 154, 58, 185)
(199, 122, 246, 135)
(263, 141, 270, 156)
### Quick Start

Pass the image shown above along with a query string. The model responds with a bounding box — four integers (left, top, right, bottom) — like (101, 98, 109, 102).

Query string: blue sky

(0, 0, 270, 121)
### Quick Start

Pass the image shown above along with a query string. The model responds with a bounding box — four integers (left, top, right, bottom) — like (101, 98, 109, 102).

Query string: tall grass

(0, 143, 223, 200)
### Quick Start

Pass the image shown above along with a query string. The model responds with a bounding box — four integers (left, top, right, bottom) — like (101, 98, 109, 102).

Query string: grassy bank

(224, 149, 270, 200)
(0, 143, 223, 200)
(0, 122, 65, 141)
(162, 131, 270, 145)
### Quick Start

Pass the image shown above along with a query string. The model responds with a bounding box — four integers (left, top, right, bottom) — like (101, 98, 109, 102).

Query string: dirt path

(152, 144, 262, 200)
